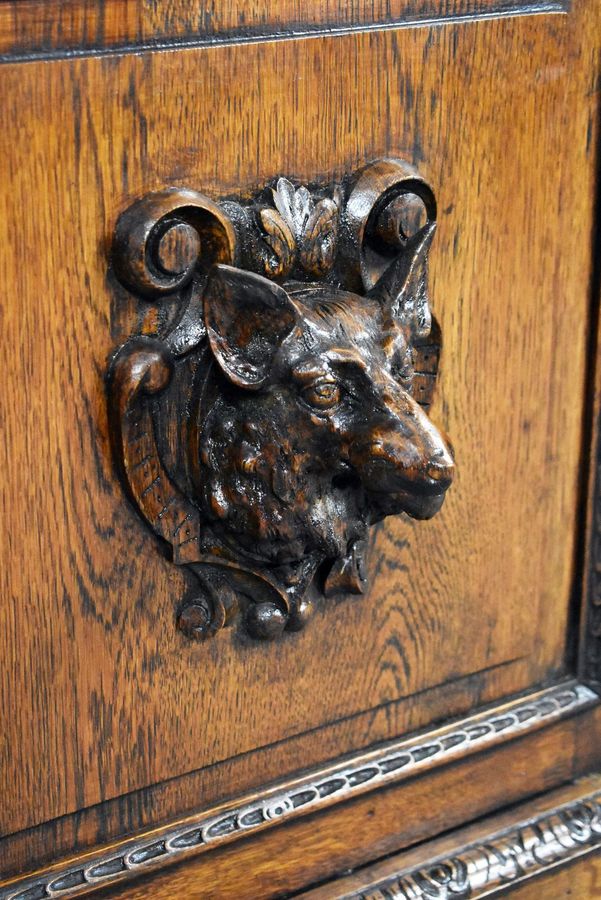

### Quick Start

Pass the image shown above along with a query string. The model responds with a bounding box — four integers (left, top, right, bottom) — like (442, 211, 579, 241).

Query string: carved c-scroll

(106, 338, 202, 565)
(113, 188, 237, 298)
(109, 190, 237, 562)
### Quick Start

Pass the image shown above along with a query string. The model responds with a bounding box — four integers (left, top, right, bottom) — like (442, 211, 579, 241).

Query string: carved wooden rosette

(108, 159, 453, 641)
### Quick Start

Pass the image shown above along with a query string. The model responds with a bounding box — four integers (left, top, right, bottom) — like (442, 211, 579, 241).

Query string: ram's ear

(370, 221, 436, 340)
(204, 265, 299, 389)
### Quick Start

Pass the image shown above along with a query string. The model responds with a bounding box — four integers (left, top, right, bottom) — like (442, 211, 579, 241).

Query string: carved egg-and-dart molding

(107, 159, 454, 641)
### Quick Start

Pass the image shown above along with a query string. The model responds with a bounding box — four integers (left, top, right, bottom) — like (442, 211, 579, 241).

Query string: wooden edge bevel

(0, 679, 596, 899)
(0, 0, 569, 65)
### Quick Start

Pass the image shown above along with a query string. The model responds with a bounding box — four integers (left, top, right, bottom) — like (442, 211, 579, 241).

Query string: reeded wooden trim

(304, 786, 601, 899)
(0, 0, 568, 65)
(0, 680, 595, 900)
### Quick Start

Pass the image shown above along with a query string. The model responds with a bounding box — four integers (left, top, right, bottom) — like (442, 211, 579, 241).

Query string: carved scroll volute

(108, 191, 236, 561)
(341, 158, 437, 294)
(113, 188, 237, 298)
(107, 164, 454, 643)
(341, 158, 442, 412)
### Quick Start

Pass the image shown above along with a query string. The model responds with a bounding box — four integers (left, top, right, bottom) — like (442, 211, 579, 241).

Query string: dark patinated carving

(108, 159, 454, 640)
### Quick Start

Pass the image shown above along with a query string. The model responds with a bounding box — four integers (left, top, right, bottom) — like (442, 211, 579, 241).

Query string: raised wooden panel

(0, 0, 598, 855)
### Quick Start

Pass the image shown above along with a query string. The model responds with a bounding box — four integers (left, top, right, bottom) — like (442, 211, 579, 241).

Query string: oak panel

(0, 1, 597, 838)
(505, 861, 601, 899)
(2, 682, 591, 895)
(0, 0, 567, 62)
(387, 858, 601, 899)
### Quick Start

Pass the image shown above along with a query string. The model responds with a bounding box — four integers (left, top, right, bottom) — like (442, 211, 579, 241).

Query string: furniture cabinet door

(0, 1, 600, 897)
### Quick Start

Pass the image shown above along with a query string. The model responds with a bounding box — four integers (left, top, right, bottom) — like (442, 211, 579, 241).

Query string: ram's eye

(303, 378, 341, 409)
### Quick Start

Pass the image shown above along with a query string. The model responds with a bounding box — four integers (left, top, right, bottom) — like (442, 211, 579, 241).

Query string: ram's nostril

(426, 461, 454, 484)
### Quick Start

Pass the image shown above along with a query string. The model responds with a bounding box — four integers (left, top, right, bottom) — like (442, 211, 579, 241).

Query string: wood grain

(54, 717, 601, 899)
(0, 0, 598, 868)
(2, 682, 591, 897)
(0, 660, 547, 879)
(0, 0, 567, 62)
(504, 862, 601, 899)
(299, 774, 601, 900)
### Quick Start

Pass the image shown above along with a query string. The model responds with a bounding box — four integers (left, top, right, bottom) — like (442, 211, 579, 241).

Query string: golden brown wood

(0, 662, 562, 879)
(47, 721, 601, 899)
(1, 682, 592, 897)
(0, 0, 567, 61)
(0, 0, 599, 893)
(298, 775, 601, 900)
(499, 858, 601, 898)
(0, 0, 598, 843)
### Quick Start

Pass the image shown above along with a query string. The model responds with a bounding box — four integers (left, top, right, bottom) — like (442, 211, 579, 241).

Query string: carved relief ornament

(108, 159, 454, 641)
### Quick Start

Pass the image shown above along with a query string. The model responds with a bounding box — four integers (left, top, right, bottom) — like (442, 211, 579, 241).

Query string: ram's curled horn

(113, 188, 237, 299)
(341, 158, 437, 295)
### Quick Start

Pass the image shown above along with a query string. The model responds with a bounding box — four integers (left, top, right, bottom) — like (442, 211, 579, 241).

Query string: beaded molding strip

(1, 680, 596, 900)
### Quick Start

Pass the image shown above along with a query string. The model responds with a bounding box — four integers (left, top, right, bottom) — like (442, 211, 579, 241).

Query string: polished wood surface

(0, 0, 568, 61)
(0, 0, 600, 894)
(0, 1, 598, 845)
(0, 663, 574, 880)
(299, 775, 601, 900)
(2, 683, 593, 896)
(24, 716, 597, 900)
(502, 860, 601, 898)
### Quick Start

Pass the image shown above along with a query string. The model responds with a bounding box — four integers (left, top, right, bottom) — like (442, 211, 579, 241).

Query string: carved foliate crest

(108, 159, 453, 641)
